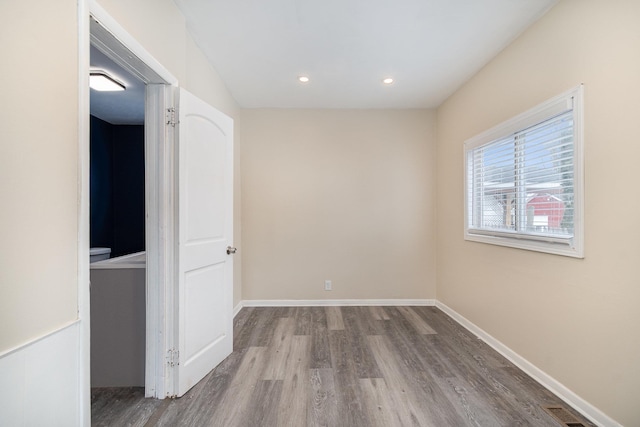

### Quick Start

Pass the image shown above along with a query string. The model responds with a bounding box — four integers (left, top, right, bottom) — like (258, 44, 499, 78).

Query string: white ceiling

(90, 0, 558, 123)
(174, 0, 558, 109)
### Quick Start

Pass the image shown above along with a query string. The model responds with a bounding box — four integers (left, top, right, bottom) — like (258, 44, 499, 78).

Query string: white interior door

(176, 88, 234, 396)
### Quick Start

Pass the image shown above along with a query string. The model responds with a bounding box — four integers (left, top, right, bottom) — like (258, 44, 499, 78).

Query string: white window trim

(463, 85, 584, 258)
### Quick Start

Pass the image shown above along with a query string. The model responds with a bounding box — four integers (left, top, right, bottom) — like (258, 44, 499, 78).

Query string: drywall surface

(0, 0, 79, 353)
(242, 109, 436, 301)
(435, 0, 640, 425)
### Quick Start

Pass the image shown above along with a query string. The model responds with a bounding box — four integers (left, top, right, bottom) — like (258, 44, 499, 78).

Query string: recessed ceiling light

(382, 77, 394, 85)
(90, 71, 126, 91)
(298, 76, 310, 83)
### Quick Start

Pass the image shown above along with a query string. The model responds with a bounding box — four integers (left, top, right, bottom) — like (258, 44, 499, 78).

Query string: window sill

(464, 231, 584, 258)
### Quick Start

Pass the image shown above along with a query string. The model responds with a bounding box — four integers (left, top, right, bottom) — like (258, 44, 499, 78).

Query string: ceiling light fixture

(90, 71, 126, 91)
(382, 77, 394, 85)
(298, 76, 310, 83)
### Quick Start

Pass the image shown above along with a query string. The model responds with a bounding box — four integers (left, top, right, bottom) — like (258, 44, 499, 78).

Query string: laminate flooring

(91, 306, 595, 426)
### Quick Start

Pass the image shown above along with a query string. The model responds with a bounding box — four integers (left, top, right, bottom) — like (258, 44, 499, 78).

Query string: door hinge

(166, 107, 177, 127)
(167, 348, 180, 366)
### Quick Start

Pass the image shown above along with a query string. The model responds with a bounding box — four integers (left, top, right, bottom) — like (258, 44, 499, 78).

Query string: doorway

(89, 41, 147, 388)
(87, 7, 178, 401)
(83, 4, 235, 412)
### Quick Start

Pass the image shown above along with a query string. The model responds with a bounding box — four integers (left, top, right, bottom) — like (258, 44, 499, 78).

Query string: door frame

(78, 1, 180, 417)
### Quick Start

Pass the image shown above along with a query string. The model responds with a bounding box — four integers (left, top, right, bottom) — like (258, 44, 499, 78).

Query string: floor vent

(542, 406, 586, 427)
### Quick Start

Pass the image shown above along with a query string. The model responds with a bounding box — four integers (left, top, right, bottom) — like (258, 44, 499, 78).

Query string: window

(464, 86, 583, 258)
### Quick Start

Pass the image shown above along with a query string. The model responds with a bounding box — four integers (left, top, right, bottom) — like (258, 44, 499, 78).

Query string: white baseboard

(435, 301, 619, 427)
(233, 302, 243, 318)
(0, 320, 81, 426)
(241, 299, 435, 308)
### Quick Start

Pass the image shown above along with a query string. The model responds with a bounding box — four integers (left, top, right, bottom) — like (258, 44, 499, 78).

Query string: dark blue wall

(90, 116, 145, 257)
(112, 125, 145, 257)
(90, 116, 114, 250)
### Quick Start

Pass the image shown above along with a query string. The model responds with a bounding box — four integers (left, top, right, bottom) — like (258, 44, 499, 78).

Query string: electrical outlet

(324, 280, 332, 291)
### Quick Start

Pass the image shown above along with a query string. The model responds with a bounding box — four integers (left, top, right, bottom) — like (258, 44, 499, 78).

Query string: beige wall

(0, 0, 79, 352)
(242, 109, 436, 301)
(436, 1, 640, 425)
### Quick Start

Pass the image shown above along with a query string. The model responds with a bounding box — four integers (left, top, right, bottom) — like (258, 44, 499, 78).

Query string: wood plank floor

(91, 306, 595, 426)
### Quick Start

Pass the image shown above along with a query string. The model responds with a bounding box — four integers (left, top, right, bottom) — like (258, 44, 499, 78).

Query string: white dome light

(90, 71, 126, 91)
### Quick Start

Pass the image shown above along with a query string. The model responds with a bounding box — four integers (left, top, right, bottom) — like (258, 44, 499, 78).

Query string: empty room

(1, 0, 638, 426)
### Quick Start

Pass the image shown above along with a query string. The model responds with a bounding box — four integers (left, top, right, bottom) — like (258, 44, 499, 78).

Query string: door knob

(226, 246, 237, 255)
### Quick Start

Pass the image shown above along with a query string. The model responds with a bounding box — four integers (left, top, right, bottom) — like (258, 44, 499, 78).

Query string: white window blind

(464, 86, 583, 258)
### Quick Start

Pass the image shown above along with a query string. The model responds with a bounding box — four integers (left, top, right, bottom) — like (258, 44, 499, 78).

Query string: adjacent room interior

(89, 44, 147, 389)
